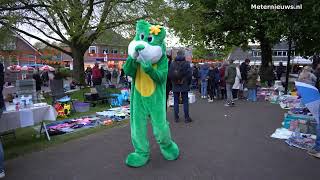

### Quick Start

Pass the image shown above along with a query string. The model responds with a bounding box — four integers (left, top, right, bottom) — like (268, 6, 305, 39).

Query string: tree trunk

(71, 47, 86, 85)
(257, 34, 273, 82)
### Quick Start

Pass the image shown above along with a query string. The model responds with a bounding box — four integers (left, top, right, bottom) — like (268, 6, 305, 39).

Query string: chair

(50, 79, 65, 104)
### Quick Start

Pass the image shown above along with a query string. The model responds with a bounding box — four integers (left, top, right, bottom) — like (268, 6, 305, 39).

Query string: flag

(295, 81, 320, 123)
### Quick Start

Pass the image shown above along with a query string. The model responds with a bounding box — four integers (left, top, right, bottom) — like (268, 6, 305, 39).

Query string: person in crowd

(105, 68, 112, 85)
(298, 66, 317, 86)
(166, 55, 173, 109)
(276, 62, 285, 81)
(240, 59, 250, 99)
(199, 64, 209, 98)
(232, 64, 242, 100)
(100, 66, 105, 84)
(100, 66, 105, 78)
(247, 68, 258, 102)
(219, 63, 227, 99)
(85, 66, 92, 86)
(32, 68, 42, 102)
(192, 65, 200, 89)
(207, 64, 218, 102)
(240, 58, 250, 83)
(112, 68, 119, 84)
(119, 68, 126, 85)
(224, 59, 237, 106)
(41, 70, 49, 87)
(169, 50, 193, 123)
(0, 63, 5, 111)
(92, 63, 102, 86)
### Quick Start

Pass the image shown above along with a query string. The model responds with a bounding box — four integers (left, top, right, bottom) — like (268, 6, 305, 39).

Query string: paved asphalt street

(3, 97, 320, 180)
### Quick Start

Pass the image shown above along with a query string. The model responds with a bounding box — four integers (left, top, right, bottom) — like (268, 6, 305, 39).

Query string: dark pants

(173, 92, 189, 120)
(92, 78, 102, 86)
(232, 89, 239, 99)
(0, 86, 4, 110)
(208, 82, 217, 100)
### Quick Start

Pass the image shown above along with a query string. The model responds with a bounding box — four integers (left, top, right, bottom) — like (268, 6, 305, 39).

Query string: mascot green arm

(139, 57, 168, 84)
(123, 55, 138, 78)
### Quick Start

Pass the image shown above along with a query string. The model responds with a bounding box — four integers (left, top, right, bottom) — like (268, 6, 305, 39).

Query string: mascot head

(128, 20, 166, 64)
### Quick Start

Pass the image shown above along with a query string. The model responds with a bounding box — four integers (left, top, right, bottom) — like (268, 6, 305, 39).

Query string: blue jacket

(169, 55, 192, 92)
(199, 65, 209, 82)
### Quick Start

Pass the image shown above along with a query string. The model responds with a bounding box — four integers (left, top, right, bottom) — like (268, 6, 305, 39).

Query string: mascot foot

(126, 152, 149, 167)
(160, 141, 180, 161)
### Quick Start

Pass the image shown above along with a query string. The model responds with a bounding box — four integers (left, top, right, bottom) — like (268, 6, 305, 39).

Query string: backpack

(170, 61, 186, 85)
(225, 65, 237, 84)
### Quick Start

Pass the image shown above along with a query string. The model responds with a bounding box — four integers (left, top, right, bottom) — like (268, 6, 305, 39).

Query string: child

(247, 68, 258, 102)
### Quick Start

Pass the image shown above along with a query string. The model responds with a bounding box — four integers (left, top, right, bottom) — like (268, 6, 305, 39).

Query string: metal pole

(285, 37, 292, 94)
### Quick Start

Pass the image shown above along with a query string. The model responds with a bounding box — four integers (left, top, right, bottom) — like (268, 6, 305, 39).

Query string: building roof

(93, 30, 130, 47)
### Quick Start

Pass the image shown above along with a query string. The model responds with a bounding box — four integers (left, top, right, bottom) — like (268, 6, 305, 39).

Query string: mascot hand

(140, 61, 152, 73)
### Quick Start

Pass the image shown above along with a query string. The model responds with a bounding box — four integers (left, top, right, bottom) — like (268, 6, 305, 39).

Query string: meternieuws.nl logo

(251, 4, 302, 10)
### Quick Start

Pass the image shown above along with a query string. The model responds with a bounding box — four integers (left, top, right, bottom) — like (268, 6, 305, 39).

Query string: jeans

(201, 80, 207, 97)
(0, 140, 3, 172)
(315, 122, 320, 151)
(226, 83, 233, 102)
(173, 92, 189, 120)
(247, 88, 257, 102)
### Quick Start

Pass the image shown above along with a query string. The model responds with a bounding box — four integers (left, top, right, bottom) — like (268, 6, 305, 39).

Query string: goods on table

(73, 101, 90, 112)
(45, 106, 130, 136)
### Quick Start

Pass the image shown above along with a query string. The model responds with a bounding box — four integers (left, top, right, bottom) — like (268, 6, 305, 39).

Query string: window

(282, 51, 287, 57)
(252, 51, 261, 57)
(272, 51, 277, 56)
(103, 48, 109, 54)
(89, 46, 96, 54)
(111, 49, 118, 54)
(277, 51, 283, 56)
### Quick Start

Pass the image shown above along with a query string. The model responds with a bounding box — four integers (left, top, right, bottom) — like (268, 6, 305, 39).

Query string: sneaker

(224, 103, 230, 107)
(0, 170, 5, 179)
(231, 101, 235, 106)
(208, 99, 213, 103)
(185, 117, 193, 123)
(308, 148, 320, 158)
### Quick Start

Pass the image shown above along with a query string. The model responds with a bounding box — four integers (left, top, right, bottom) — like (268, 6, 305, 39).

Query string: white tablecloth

(0, 105, 57, 133)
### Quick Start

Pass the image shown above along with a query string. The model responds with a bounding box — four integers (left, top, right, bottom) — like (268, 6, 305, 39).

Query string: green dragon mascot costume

(123, 20, 179, 167)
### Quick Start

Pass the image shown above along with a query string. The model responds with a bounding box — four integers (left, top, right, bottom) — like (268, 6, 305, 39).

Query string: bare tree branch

(22, 19, 64, 43)
(0, 23, 72, 56)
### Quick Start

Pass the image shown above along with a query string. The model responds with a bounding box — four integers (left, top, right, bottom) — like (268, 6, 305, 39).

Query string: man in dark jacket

(276, 62, 285, 80)
(169, 50, 192, 123)
(240, 59, 250, 82)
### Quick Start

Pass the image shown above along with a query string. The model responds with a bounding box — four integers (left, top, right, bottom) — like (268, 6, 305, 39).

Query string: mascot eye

(140, 33, 144, 40)
(147, 35, 153, 42)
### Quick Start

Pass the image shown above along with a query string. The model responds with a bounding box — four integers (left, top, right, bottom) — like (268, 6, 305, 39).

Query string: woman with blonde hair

(298, 66, 317, 86)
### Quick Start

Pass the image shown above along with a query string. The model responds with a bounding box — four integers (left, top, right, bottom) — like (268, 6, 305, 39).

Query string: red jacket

(92, 66, 102, 79)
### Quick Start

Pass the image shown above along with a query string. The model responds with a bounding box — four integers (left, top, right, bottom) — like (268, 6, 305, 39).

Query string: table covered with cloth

(0, 104, 57, 133)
